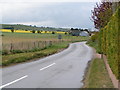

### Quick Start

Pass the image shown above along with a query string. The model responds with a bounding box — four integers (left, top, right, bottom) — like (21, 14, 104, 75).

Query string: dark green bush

(11, 50, 24, 54)
(2, 47, 49, 55)
(65, 32, 67, 35)
(32, 30, 36, 33)
(52, 31, 55, 34)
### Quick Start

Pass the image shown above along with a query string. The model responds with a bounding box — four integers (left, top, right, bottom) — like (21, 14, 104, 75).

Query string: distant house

(70, 28, 90, 36)
(79, 31, 89, 36)
(71, 29, 81, 36)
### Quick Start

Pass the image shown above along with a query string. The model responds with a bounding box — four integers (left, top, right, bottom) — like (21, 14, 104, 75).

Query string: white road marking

(0, 75, 28, 89)
(40, 63, 56, 71)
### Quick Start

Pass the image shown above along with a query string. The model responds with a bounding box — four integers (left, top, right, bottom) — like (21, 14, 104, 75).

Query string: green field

(2, 32, 89, 54)
(1, 32, 89, 66)
(2, 32, 88, 44)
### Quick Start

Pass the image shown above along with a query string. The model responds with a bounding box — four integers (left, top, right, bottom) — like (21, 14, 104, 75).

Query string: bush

(65, 32, 67, 35)
(11, 50, 24, 54)
(11, 28, 14, 33)
(52, 31, 55, 34)
(37, 30, 41, 33)
(32, 30, 36, 33)
(1, 34, 4, 36)
(2, 46, 50, 55)
(91, 32, 99, 42)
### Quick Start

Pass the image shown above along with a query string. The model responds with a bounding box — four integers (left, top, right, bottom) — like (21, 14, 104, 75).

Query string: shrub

(52, 31, 55, 34)
(37, 30, 41, 33)
(90, 32, 99, 42)
(32, 30, 36, 33)
(65, 32, 67, 35)
(11, 29, 14, 33)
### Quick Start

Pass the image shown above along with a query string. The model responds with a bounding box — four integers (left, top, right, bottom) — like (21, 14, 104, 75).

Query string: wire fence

(2, 40, 63, 53)
(2, 37, 88, 55)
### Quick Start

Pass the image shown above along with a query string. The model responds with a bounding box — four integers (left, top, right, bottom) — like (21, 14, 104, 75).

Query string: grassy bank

(1, 41, 73, 66)
(86, 41, 100, 53)
(83, 58, 113, 88)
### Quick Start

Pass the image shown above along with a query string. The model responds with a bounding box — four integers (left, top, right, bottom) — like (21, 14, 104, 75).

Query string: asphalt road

(1, 42, 94, 88)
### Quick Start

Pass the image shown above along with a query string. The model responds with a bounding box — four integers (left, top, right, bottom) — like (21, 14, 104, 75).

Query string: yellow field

(0, 29, 67, 34)
(1, 29, 31, 33)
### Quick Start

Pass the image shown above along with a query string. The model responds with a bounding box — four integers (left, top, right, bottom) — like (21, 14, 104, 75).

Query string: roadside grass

(86, 41, 102, 54)
(1, 41, 70, 66)
(83, 58, 113, 88)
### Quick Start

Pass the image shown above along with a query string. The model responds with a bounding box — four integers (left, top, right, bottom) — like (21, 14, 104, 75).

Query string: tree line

(1, 24, 69, 32)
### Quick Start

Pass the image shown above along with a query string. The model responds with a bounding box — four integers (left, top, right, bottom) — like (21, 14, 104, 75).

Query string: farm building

(70, 29, 81, 36)
(70, 28, 90, 36)
(79, 31, 89, 36)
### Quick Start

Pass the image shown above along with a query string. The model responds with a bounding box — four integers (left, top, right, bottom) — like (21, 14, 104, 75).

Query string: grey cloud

(2, 2, 96, 28)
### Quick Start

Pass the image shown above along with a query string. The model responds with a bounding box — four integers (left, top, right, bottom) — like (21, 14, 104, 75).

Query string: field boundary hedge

(98, 7, 120, 80)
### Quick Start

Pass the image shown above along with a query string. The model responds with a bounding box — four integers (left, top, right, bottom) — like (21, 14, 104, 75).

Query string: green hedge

(99, 7, 120, 80)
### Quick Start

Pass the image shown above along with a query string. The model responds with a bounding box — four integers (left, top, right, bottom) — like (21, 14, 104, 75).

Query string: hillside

(1, 24, 70, 32)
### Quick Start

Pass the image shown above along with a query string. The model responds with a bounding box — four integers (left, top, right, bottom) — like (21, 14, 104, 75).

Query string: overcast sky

(0, 0, 100, 29)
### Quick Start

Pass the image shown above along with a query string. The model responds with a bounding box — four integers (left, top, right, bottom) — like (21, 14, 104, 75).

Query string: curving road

(1, 42, 94, 88)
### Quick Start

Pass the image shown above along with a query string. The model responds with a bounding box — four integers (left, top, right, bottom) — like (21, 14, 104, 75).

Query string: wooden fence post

(28, 43, 29, 50)
(45, 41, 46, 47)
(10, 43, 13, 52)
(34, 42, 36, 48)
(50, 41, 52, 46)
(21, 42, 23, 50)
(38, 41, 39, 48)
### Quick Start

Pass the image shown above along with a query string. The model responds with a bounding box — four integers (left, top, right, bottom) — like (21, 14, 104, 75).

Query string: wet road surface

(1, 42, 94, 88)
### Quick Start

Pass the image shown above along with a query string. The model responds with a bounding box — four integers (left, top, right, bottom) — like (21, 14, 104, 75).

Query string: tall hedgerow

(99, 7, 120, 80)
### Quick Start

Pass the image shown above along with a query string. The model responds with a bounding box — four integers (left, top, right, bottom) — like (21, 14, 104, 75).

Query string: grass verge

(1, 41, 71, 66)
(86, 41, 102, 54)
(83, 58, 113, 88)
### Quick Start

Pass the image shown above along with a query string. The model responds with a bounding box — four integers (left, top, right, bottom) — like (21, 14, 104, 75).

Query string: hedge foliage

(98, 7, 120, 80)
